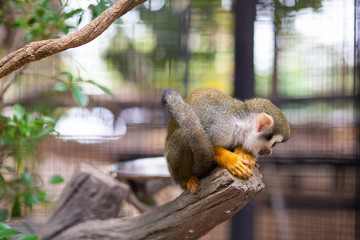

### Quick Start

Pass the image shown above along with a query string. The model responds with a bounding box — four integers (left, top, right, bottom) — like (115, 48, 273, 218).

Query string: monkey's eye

(263, 133, 273, 141)
(272, 142, 278, 147)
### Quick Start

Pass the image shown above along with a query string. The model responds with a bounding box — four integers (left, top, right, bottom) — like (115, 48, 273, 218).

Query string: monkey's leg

(185, 175, 200, 194)
(233, 146, 259, 171)
(213, 146, 253, 179)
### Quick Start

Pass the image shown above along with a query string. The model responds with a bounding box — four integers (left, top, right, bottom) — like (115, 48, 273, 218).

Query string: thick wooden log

(39, 163, 129, 240)
(51, 167, 265, 240)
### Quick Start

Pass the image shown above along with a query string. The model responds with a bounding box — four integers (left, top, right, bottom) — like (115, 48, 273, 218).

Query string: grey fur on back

(162, 88, 215, 180)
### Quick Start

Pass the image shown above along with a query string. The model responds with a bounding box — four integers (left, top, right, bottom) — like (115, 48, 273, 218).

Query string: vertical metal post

(182, 6, 191, 96)
(355, 0, 360, 239)
(231, 200, 255, 240)
(233, 0, 256, 100)
(232, 0, 256, 240)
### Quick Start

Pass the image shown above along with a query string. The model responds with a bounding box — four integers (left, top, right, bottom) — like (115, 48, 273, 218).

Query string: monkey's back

(164, 88, 247, 188)
(185, 88, 248, 147)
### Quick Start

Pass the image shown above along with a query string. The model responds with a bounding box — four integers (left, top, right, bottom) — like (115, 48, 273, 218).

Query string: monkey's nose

(258, 149, 271, 155)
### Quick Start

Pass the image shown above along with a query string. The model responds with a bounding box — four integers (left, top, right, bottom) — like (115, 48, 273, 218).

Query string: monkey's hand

(213, 146, 254, 180)
(234, 146, 259, 171)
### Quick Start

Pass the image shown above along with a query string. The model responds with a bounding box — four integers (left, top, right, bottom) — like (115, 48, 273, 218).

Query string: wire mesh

(1, 0, 358, 239)
(252, 0, 358, 240)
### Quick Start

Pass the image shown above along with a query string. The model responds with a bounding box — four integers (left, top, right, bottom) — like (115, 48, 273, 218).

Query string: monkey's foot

(213, 146, 254, 180)
(234, 146, 259, 171)
(186, 176, 200, 194)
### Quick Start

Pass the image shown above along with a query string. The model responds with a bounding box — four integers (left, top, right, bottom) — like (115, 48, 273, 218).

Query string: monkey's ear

(255, 113, 273, 132)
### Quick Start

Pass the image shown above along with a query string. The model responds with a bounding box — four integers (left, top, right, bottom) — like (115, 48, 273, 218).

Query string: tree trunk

(40, 163, 130, 240)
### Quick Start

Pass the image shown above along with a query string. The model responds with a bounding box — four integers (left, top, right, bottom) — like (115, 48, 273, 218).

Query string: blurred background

(0, 0, 359, 239)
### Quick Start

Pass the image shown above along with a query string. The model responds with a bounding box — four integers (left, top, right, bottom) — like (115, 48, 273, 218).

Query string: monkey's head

(242, 98, 291, 157)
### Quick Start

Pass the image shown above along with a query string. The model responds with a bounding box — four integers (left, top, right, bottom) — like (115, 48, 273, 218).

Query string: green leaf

(35, 116, 55, 125)
(18, 234, 38, 240)
(35, 9, 45, 18)
(36, 189, 47, 202)
(0, 209, 8, 222)
(34, 0, 56, 14)
(41, 0, 51, 8)
(23, 193, 40, 208)
(0, 228, 23, 238)
(64, 8, 83, 19)
(19, 125, 31, 136)
(45, 16, 59, 23)
(21, 169, 34, 188)
(11, 17, 27, 29)
(71, 85, 88, 107)
(88, 0, 108, 20)
(7, 120, 17, 127)
(77, 13, 83, 25)
(61, 25, 71, 35)
(1, 134, 12, 146)
(53, 82, 69, 92)
(60, 71, 73, 82)
(0, 222, 11, 230)
(25, 113, 34, 123)
(38, 126, 56, 137)
(84, 80, 114, 97)
(49, 175, 64, 185)
(14, 104, 25, 120)
(11, 196, 21, 218)
(5, 167, 15, 173)
(27, 17, 36, 25)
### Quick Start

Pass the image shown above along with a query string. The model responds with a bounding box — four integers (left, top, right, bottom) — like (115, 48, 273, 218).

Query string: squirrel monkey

(162, 88, 290, 194)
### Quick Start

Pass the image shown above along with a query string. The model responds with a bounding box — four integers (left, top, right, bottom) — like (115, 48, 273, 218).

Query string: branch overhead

(0, 0, 147, 79)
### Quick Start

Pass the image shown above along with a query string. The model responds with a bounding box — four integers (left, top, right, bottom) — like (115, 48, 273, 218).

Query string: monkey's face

(241, 112, 284, 157)
(257, 134, 284, 156)
(242, 132, 283, 157)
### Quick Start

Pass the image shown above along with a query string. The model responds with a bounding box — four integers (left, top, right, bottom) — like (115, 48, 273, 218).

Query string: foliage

(0, 0, 114, 42)
(0, 70, 112, 223)
(0, 222, 38, 240)
(272, 0, 322, 30)
(0, 104, 64, 221)
(0, 0, 115, 230)
(0, 0, 83, 42)
(88, 0, 112, 20)
(0, 222, 22, 240)
(0, 104, 55, 163)
(54, 72, 114, 107)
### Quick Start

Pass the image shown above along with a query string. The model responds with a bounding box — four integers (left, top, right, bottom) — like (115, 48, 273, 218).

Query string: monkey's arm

(213, 146, 256, 179)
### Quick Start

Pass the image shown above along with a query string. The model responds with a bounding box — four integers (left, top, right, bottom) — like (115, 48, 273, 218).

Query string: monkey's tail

(162, 88, 215, 178)
(162, 88, 200, 131)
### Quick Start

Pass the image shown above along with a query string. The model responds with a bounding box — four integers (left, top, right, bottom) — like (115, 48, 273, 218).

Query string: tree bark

(48, 167, 265, 240)
(39, 163, 130, 240)
(0, 0, 147, 79)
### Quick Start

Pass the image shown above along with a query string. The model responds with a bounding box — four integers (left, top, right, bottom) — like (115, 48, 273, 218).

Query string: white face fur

(233, 112, 284, 156)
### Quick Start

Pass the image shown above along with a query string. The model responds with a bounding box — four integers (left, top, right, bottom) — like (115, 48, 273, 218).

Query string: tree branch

(0, 0, 147, 79)
(46, 167, 265, 240)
